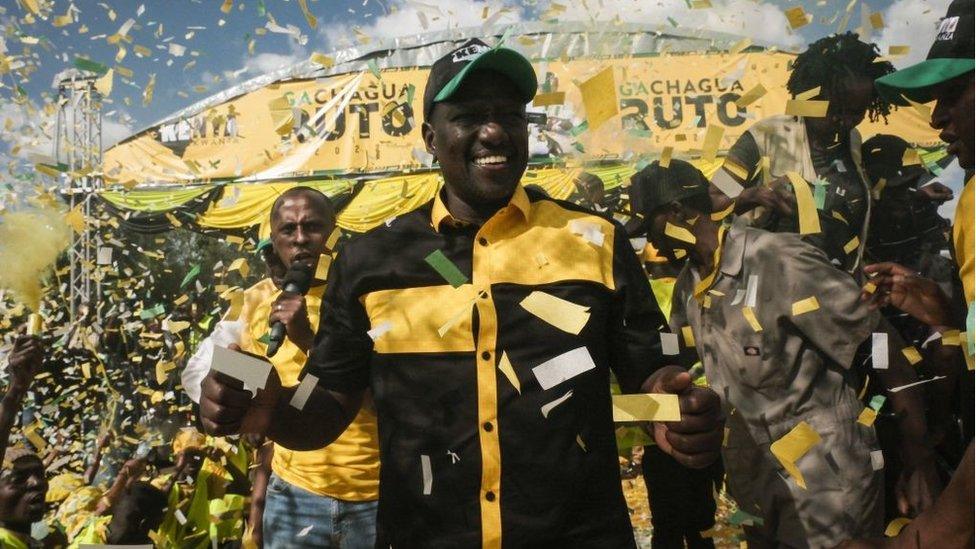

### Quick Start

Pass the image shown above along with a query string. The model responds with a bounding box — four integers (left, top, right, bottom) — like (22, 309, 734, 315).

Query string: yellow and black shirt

(305, 184, 667, 548)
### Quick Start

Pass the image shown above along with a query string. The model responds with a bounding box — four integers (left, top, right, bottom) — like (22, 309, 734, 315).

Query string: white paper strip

(870, 450, 884, 471)
(888, 375, 947, 393)
(421, 454, 432, 495)
(711, 168, 745, 198)
(569, 219, 605, 246)
(872, 333, 889, 370)
(660, 332, 680, 356)
(532, 347, 596, 390)
(367, 321, 393, 341)
(745, 275, 759, 308)
(541, 390, 574, 418)
(289, 374, 318, 410)
(211, 345, 272, 397)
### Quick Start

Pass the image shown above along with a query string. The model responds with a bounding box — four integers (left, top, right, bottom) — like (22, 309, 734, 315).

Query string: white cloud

(243, 50, 307, 76)
(317, 0, 525, 49)
(876, 0, 951, 68)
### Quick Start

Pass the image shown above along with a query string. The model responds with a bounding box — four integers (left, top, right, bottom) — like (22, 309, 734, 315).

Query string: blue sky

(0, 0, 952, 165)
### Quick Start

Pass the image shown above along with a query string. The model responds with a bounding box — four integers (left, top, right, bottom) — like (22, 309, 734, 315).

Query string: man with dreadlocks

(709, 32, 895, 276)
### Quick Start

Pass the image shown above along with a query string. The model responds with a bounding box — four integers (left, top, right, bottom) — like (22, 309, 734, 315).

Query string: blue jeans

(263, 473, 378, 548)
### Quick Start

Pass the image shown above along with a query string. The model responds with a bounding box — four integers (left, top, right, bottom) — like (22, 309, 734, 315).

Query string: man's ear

(421, 121, 437, 160)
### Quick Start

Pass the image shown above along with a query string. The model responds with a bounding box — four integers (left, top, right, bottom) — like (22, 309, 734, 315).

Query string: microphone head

(282, 261, 314, 294)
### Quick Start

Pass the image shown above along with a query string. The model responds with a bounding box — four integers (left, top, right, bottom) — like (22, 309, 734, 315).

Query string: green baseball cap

(875, 0, 974, 105)
(423, 38, 538, 121)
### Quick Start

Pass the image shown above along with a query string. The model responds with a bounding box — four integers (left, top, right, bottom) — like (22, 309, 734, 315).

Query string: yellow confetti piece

(227, 257, 250, 278)
(888, 45, 910, 56)
(612, 394, 681, 422)
(735, 83, 767, 108)
(942, 329, 961, 346)
(885, 517, 911, 537)
(665, 222, 697, 244)
(784, 6, 810, 29)
(579, 66, 618, 130)
(710, 202, 734, 221)
(94, 69, 114, 97)
(681, 325, 695, 347)
(660, 146, 674, 168)
(791, 296, 820, 316)
(497, 352, 520, 394)
(785, 99, 829, 117)
(870, 12, 884, 29)
(785, 172, 822, 235)
(729, 37, 752, 55)
(220, 0, 233, 13)
(520, 291, 591, 335)
(843, 236, 860, 255)
(857, 407, 878, 427)
(742, 306, 763, 332)
(326, 227, 342, 249)
(314, 254, 332, 281)
(298, 0, 318, 28)
(770, 420, 821, 489)
(311, 52, 334, 68)
(831, 210, 848, 225)
(863, 281, 877, 294)
(795, 86, 821, 101)
(701, 125, 724, 163)
(901, 346, 922, 365)
(532, 92, 565, 107)
(902, 148, 921, 166)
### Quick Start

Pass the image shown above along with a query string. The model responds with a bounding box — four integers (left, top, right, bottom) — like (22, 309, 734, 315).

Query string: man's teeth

(474, 155, 507, 166)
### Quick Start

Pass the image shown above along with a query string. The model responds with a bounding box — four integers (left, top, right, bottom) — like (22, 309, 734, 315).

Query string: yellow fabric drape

(194, 180, 355, 236)
(337, 172, 441, 233)
(100, 186, 214, 212)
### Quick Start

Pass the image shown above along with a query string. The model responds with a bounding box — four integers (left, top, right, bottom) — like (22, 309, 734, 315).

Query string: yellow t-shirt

(954, 177, 974, 357)
(238, 278, 380, 501)
(954, 177, 974, 305)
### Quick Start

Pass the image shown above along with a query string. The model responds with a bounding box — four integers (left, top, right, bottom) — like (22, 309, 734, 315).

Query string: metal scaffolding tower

(53, 69, 102, 321)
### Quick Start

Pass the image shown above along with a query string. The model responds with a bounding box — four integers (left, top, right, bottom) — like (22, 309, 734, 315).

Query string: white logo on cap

(937, 16, 959, 41)
(451, 43, 490, 63)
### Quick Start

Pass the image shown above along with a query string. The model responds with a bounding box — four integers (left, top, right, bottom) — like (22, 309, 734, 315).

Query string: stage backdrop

(102, 48, 938, 189)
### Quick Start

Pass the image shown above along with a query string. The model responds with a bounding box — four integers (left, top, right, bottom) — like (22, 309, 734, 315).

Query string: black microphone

(266, 261, 314, 357)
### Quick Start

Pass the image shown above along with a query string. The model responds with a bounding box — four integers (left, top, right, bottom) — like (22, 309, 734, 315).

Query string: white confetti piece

(367, 321, 393, 341)
(872, 333, 889, 370)
(421, 454, 432, 495)
(660, 332, 680, 356)
(888, 376, 947, 393)
(289, 374, 318, 410)
(541, 390, 574, 418)
(532, 347, 596, 391)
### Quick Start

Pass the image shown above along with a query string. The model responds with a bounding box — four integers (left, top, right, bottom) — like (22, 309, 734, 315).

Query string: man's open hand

(642, 366, 724, 469)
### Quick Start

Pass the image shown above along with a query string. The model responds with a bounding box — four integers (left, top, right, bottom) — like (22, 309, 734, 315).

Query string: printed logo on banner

(937, 16, 959, 41)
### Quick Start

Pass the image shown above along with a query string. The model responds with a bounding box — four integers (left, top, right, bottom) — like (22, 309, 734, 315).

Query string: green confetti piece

(367, 58, 382, 79)
(627, 128, 652, 138)
(255, 238, 272, 253)
(257, 332, 271, 345)
(424, 250, 468, 288)
(406, 83, 416, 105)
(74, 57, 109, 75)
(256, 0, 266, 16)
(572, 142, 586, 153)
(728, 509, 764, 526)
(569, 121, 589, 137)
(180, 264, 201, 289)
(614, 426, 655, 453)
(667, 16, 679, 26)
(813, 183, 827, 209)
(139, 304, 166, 320)
(869, 395, 886, 411)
